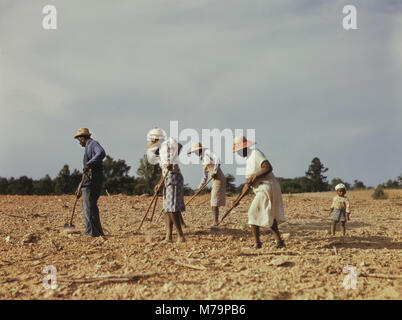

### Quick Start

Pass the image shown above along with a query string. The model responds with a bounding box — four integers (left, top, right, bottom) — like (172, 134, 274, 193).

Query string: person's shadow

(321, 235, 402, 250)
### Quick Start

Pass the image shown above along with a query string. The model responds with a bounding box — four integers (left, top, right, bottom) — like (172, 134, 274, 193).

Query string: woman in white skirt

(232, 136, 286, 249)
(188, 142, 226, 226)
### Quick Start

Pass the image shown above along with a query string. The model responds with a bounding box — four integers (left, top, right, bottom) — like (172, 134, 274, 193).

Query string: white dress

(198, 149, 226, 207)
(246, 149, 286, 227)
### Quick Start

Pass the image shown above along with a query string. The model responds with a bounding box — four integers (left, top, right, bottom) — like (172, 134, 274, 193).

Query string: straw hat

(232, 136, 255, 153)
(187, 142, 206, 155)
(74, 128, 91, 139)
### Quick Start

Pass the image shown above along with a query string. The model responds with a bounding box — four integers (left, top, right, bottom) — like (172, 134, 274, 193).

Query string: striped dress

(159, 138, 186, 213)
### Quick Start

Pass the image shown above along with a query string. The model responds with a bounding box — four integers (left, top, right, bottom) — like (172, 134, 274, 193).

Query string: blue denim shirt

(83, 138, 106, 188)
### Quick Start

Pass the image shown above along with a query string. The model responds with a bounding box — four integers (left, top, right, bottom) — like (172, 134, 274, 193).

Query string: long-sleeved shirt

(83, 138, 106, 188)
(198, 149, 220, 189)
(159, 138, 180, 175)
(147, 138, 181, 175)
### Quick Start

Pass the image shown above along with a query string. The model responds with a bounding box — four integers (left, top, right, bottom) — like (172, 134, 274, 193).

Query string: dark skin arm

(233, 160, 273, 207)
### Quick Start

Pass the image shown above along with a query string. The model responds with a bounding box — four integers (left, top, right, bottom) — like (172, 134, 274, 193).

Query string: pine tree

(103, 155, 135, 195)
(8, 176, 34, 195)
(135, 155, 162, 195)
(330, 178, 351, 191)
(54, 165, 73, 194)
(33, 174, 54, 195)
(305, 157, 329, 192)
(352, 180, 366, 190)
(0, 177, 9, 194)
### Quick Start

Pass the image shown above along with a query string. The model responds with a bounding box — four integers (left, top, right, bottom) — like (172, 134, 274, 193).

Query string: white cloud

(0, 0, 401, 186)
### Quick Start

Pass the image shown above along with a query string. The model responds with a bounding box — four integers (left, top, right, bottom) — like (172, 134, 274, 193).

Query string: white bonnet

(335, 183, 346, 191)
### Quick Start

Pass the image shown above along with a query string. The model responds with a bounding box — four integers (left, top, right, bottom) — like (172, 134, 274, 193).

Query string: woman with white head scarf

(147, 128, 186, 243)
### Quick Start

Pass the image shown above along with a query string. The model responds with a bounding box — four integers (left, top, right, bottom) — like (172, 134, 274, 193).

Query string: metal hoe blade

(63, 223, 75, 230)
(210, 226, 222, 235)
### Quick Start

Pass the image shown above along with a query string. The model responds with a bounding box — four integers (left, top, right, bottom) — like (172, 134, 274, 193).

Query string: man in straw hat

(74, 128, 106, 237)
(188, 142, 226, 226)
(147, 128, 186, 243)
(232, 136, 286, 249)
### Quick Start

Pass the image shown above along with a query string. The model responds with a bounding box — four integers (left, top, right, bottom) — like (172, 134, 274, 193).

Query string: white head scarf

(335, 183, 346, 191)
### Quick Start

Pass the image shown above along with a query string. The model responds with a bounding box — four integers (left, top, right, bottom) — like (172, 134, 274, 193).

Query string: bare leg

(270, 219, 282, 241)
(164, 214, 173, 242)
(340, 221, 346, 236)
(169, 212, 185, 242)
(271, 219, 285, 248)
(212, 206, 219, 226)
(331, 221, 337, 235)
(251, 225, 262, 248)
(179, 212, 186, 228)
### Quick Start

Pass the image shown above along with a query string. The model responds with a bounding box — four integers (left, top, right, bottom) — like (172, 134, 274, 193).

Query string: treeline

(277, 157, 402, 193)
(0, 156, 400, 195)
(0, 155, 164, 196)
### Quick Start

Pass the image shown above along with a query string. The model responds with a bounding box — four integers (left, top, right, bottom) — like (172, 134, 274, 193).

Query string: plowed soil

(0, 190, 401, 300)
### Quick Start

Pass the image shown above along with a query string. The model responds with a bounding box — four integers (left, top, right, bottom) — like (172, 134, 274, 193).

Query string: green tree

(372, 184, 387, 199)
(383, 179, 399, 189)
(305, 157, 329, 192)
(183, 183, 194, 196)
(330, 178, 351, 191)
(103, 156, 135, 195)
(54, 165, 74, 195)
(352, 180, 366, 190)
(70, 169, 83, 191)
(277, 176, 313, 193)
(135, 155, 162, 195)
(0, 177, 9, 194)
(8, 176, 34, 195)
(397, 174, 402, 187)
(33, 174, 54, 195)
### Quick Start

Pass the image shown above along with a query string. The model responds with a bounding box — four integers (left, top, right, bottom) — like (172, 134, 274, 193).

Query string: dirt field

(0, 189, 401, 300)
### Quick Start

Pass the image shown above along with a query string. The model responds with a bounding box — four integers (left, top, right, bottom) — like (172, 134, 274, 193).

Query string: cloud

(0, 0, 401, 187)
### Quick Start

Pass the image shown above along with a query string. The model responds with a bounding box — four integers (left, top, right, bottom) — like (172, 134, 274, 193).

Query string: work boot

(275, 240, 286, 249)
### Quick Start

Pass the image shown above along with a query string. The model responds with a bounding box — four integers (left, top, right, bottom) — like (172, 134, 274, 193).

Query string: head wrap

(335, 183, 346, 191)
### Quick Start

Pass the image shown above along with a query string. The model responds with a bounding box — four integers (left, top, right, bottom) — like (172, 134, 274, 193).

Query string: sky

(0, 0, 401, 188)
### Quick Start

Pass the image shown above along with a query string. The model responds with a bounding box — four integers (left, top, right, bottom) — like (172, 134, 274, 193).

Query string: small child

(329, 184, 351, 236)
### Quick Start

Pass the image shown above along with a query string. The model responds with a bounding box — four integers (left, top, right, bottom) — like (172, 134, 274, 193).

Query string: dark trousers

(82, 187, 104, 237)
